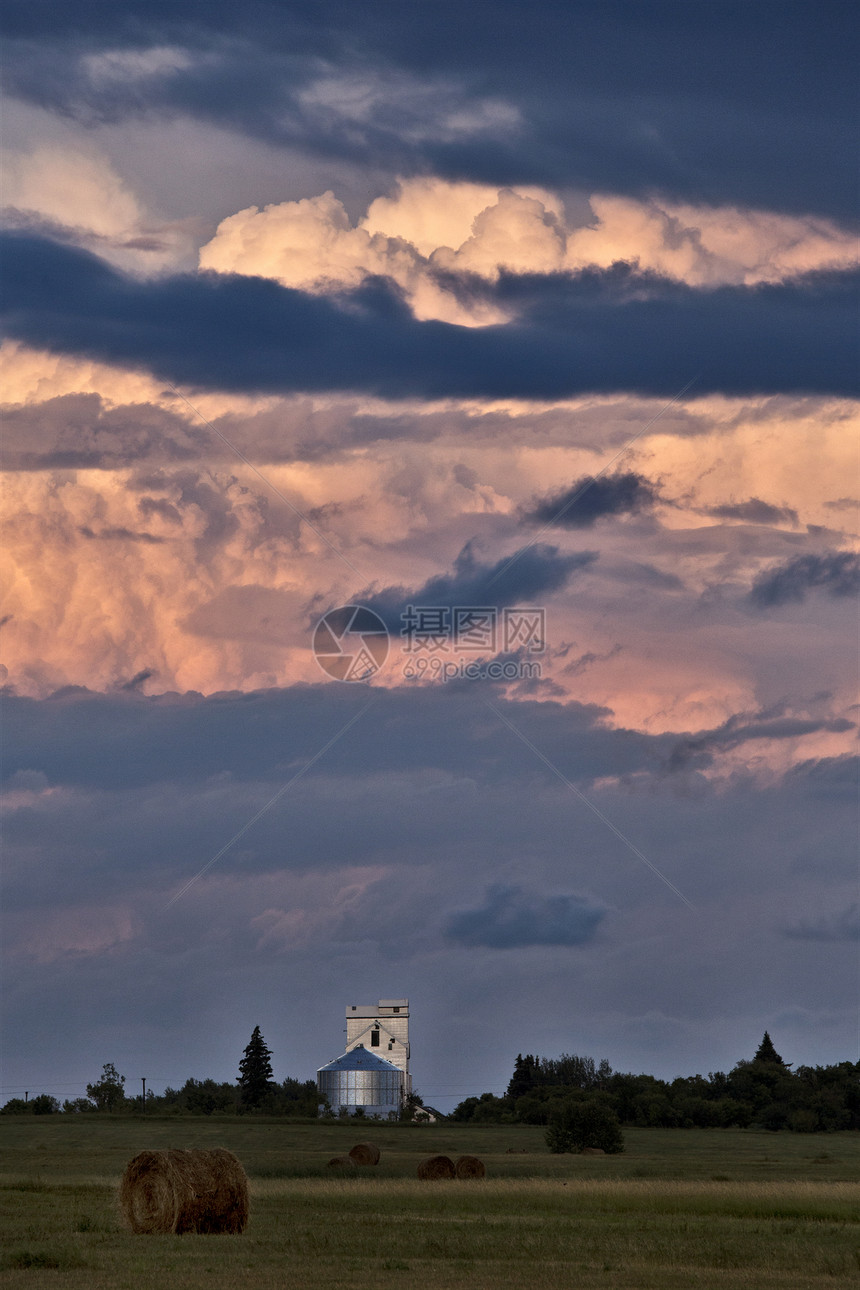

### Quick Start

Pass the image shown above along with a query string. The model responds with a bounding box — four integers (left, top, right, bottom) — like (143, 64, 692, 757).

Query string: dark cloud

(119, 669, 157, 692)
(709, 498, 799, 526)
(667, 709, 855, 773)
(445, 884, 606, 949)
(363, 541, 596, 633)
(0, 392, 208, 470)
(3, 235, 858, 399)
(749, 551, 860, 607)
(1, 206, 174, 259)
(784, 753, 859, 803)
(562, 644, 623, 677)
(783, 905, 860, 943)
(525, 472, 657, 528)
(78, 525, 165, 543)
(1, 2, 857, 219)
(0, 392, 720, 475)
(4, 684, 854, 925)
(0, 681, 652, 794)
(138, 496, 182, 524)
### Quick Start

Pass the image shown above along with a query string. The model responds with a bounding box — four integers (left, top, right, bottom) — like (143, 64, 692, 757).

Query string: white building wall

(345, 999, 411, 1095)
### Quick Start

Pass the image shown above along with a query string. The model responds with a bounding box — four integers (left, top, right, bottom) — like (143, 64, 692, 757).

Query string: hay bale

(581, 1146, 606, 1155)
(325, 1155, 357, 1171)
(119, 1148, 248, 1235)
(454, 1154, 486, 1179)
(417, 1155, 456, 1180)
(348, 1142, 380, 1166)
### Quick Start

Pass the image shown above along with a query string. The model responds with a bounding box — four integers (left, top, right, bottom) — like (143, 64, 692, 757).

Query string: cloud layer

(4, 233, 859, 398)
(3, 2, 857, 218)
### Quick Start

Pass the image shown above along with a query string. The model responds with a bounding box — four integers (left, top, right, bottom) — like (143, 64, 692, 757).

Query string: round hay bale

(119, 1148, 248, 1235)
(325, 1154, 357, 1171)
(348, 1142, 380, 1166)
(454, 1154, 486, 1179)
(417, 1155, 456, 1180)
(581, 1147, 606, 1155)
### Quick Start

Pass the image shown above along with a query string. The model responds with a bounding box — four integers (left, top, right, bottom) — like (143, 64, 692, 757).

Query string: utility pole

(141, 1077, 146, 1115)
(24, 1091, 28, 1103)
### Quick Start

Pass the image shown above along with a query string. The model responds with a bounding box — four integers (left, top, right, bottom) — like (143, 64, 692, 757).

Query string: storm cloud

(2, 1, 857, 219)
(3, 235, 859, 398)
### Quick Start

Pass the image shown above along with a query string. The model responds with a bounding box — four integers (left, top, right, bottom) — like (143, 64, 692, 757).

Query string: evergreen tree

(754, 1032, 788, 1066)
(238, 1026, 274, 1108)
(507, 1053, 539, 1099)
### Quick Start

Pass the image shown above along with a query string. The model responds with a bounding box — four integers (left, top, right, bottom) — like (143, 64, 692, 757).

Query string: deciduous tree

(86, 1063, 126, 1112)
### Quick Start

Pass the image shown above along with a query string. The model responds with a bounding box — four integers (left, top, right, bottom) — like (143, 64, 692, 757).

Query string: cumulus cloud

(199, 183, 572, 325)
(198, 181, 859, 329)
(445, 884, 607, 949)
(564, 195, 858, 287)
(749, 552, 860, 607)
(362, 178, 564, 257)
(525, 472, 657, 528)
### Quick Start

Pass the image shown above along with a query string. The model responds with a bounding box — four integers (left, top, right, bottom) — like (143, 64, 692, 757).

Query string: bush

(30, 1094, 60, 1115)
(546, 1097, 624, 1154)
(1, 1098, 31, 1115)
(1, 1095, 59, 1115)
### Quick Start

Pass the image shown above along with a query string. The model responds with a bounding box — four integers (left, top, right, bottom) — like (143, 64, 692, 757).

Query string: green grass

(1, 1119, 858, 1288)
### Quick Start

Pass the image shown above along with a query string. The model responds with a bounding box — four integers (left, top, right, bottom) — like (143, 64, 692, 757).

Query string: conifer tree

(507, 1053, 539, 1100)
(238, 1026, 274, 1108)
(754, 1031, 787, 1066)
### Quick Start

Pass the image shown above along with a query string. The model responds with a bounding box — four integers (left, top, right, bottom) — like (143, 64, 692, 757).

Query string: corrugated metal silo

(317, 1044, 403, 1116)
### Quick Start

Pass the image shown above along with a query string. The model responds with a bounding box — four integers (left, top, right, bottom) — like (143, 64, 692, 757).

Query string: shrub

(29, 1095, 60, 1115)
(546, 1097, 624, 1154)
(0, 1099, 31, 1115)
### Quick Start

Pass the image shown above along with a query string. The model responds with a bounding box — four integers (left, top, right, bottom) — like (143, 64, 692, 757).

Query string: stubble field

(1, 1118, 858, 1289)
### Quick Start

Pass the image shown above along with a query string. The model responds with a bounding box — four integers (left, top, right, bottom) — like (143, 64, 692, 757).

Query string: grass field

(1, 1118, 858, 1288)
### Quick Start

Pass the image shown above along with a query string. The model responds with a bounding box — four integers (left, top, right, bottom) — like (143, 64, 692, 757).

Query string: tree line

(5, 1030, 857, 1132)
(452, 1034, 859, 1135)
(2, 1026, 317, 1118)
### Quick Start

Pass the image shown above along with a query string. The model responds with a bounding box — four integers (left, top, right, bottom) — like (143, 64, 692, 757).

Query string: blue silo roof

(317, 1045, 401, 1074)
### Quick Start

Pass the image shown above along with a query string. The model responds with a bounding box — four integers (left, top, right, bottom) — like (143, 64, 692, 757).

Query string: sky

(1, 0, 858, 1112)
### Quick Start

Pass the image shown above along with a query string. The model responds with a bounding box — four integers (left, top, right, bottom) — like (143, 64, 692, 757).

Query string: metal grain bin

(317, 1045, 403, 1117)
